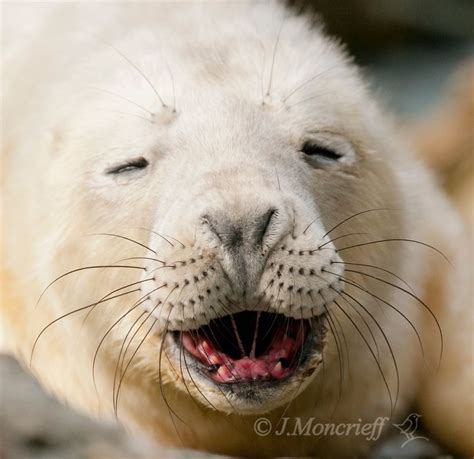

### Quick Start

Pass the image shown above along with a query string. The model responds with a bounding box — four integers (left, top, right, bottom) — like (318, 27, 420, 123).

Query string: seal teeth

(209, 354, 222, 365)
(179, 312, 315, 383)
(271, 362, 285, 378)
(216, 365, 233, 382)
(201, 340, 213, 354)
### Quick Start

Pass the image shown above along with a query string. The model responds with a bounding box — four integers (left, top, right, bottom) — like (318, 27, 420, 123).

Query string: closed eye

(106, 157, 149, 175)
(300, 141, 342, 161)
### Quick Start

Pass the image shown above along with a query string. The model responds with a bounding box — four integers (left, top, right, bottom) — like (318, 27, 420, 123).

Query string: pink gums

(181, 323, 308, 383)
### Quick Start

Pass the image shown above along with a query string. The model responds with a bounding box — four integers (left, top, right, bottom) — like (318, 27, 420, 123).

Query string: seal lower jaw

(170, 311, 327, 404)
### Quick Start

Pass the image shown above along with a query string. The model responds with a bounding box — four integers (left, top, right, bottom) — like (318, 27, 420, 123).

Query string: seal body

(2, 2, 472, 456)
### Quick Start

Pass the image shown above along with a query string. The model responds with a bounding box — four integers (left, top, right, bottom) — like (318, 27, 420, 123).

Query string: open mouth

(177, 311, 317, 384)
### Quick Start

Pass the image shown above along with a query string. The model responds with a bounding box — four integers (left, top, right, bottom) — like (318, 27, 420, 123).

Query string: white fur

(2, 2, 472, 456)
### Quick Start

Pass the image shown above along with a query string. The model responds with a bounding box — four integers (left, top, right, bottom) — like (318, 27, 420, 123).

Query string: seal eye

(107, 157, 149, 175)
(301, 141, 342, 162)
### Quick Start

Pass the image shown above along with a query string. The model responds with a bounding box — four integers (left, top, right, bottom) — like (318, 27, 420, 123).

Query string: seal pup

(1, 1, 472, 456)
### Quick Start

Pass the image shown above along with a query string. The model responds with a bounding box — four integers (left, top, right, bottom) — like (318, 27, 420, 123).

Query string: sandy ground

(0, 355, 446, 458)
(0, 355, 229, 458)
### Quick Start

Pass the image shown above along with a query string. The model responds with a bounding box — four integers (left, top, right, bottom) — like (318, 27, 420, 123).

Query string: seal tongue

(181, 312, 308, 383)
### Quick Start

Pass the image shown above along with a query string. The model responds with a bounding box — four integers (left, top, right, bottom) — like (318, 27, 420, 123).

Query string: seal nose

(201, 206, 288, 296)
(204, 208, 278, 252)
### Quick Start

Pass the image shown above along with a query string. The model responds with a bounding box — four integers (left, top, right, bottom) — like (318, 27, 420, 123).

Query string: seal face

(7, 1, 466, 456)
(134, 152, 345, 411)
(5, 1, 376, 417)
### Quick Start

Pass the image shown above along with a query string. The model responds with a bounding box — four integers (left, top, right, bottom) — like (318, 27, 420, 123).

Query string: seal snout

(202, 207, 278, 252)
(200, 205, 288, 297)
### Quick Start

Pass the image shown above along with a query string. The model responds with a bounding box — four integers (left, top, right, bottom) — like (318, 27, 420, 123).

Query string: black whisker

(115, 318, 159, 416)
(92, 310, 146, 398)
(157, 308, 189, 439)
(309, 292, 344, 395)
(337, 238, 452, 266)
(31, 288, 140, 367)
(115, 256, 165, 265)
(164, 235, 186, 249)
(340, 268, 443, 366)
(137, 228, 175, 248)
(87, 232, 156, 254)
(83, 277, 154, 325)
(323, 271, 426, 360)
(302, 215, 321, 235)
(37, 264, 145, 307)
(339, 289, 400, 408)
(316, 232, 369, 250)
(319, 291, 349, 379)
(331, 261, 415, 293)
(322, 208, 397, 239)
(112, 284, 166, 415)
(333, 299, 394, 417)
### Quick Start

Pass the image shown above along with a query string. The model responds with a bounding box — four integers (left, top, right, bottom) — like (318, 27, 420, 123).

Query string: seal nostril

(202, 207, 279, 251)
(255, 207, 278, 247)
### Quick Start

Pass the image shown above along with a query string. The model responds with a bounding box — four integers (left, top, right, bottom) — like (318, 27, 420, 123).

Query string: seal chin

(169, 311, 327, 412)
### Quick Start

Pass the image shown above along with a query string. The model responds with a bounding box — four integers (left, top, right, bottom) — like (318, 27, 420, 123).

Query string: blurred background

(1, 1, 473, 457)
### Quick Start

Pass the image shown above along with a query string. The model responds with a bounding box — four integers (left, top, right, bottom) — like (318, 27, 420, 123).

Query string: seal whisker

(85, 86, 154, 115)
(137, 227, 176, 248)
(333, 299, 394, 417)
(93, 310, 146, 399)
(249, 311, 261, 359)
(302, 215, 322, 235)
(93, 283, 166, 393)
(114, 285, 178, 412)
(178, 327, 213, 412)
(31, 287, 141, 367)
(321, 208, 398, 239)
(336, 238, 452, 266)
(309, 291, 344, 411)
(331, 261, 415, 293)
(283, 64, 339, 102)
(337, 267, 443, 366)
(157, 331, 187, 446)
(287, 90, 335, 108)
(229, 314, 246, 358)
(37, 264, 145, 307)
(83, 277, 154, 325)
(88, 232, 157, 254)
(115, 318, 158, 416)
(339, 289, 401, 408)
(104, 40, 167, 108)
(319, 291, 349, 381)
(164, 234, 186, 249)
(266, 16, 286, 97)
(164, 60, 177, 113)
(112, 284, 168, 412)
(276, 318, 309, 424)
(324, 272, 426, 360)
(317, 232, 369, 249)
(114, 256, 165, 265)
(113, 309, 152, 414)
(99, 109, 152, 122)
(332, 288, 381, 364)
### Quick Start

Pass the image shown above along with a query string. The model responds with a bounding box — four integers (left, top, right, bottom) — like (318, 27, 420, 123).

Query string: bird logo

(393, 413, 429, 447)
